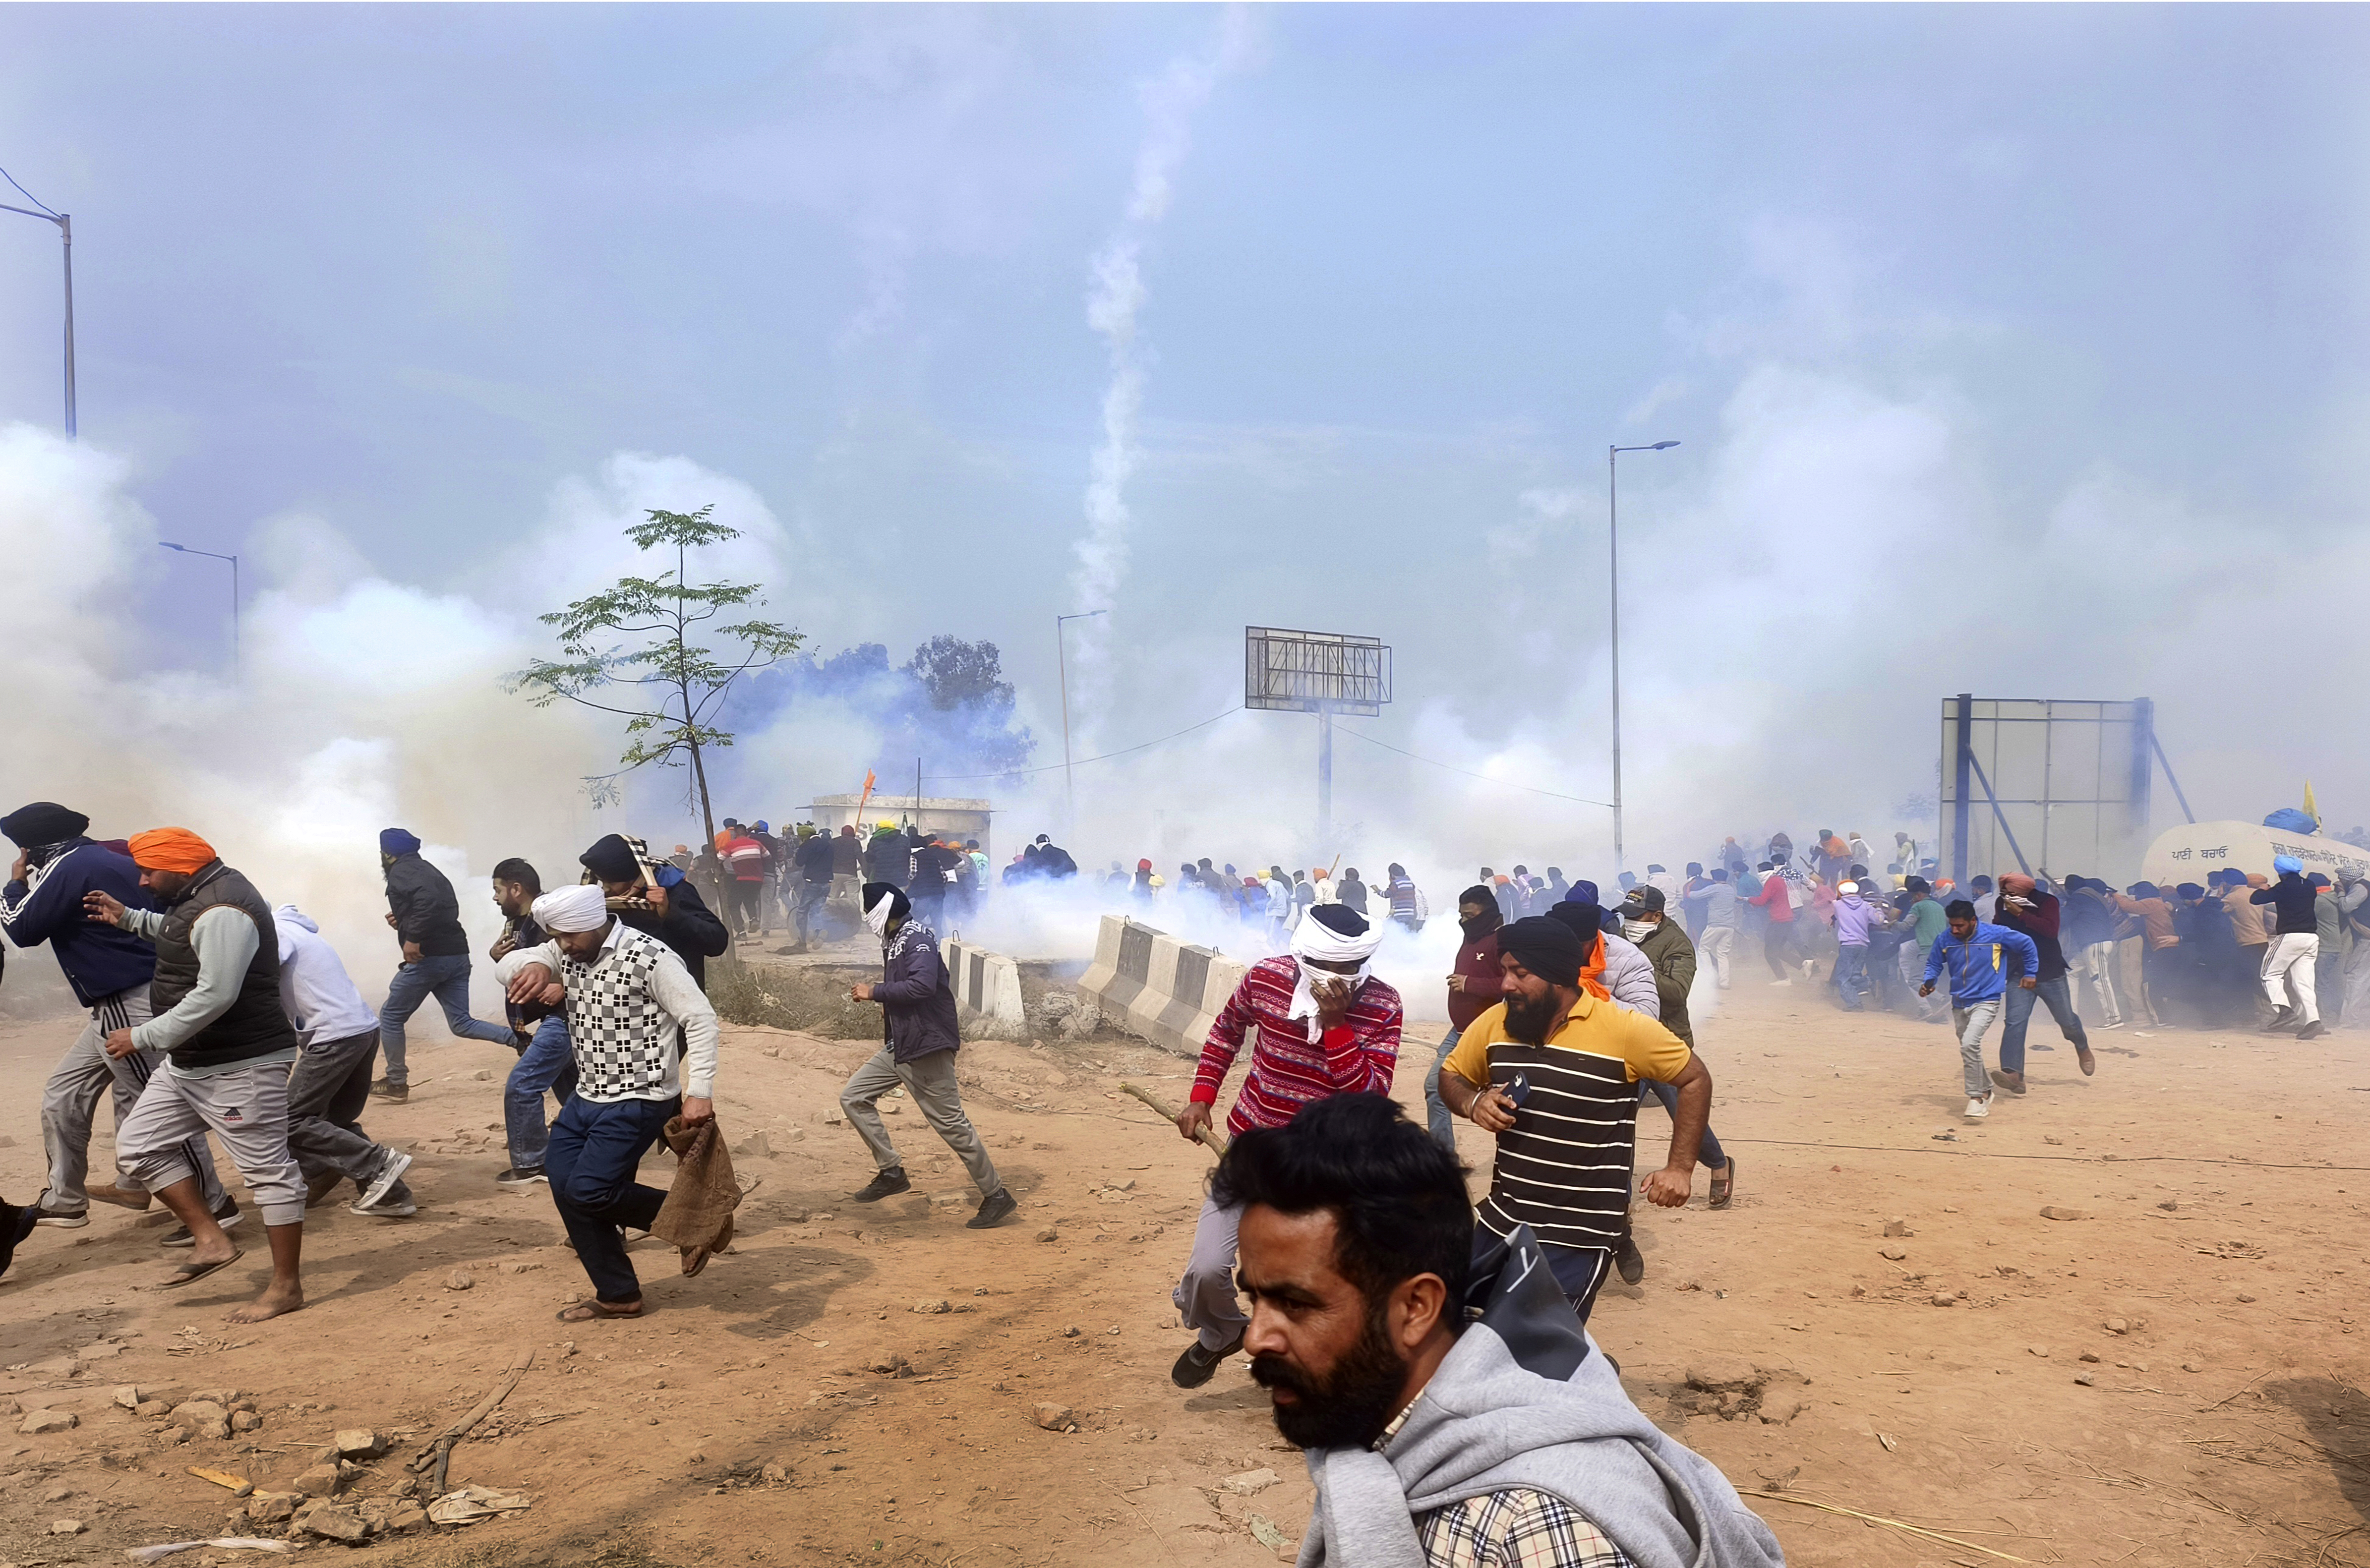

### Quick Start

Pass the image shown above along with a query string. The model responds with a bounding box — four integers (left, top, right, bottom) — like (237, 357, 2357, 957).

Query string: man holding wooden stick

(1168, 903, 1401, 1390)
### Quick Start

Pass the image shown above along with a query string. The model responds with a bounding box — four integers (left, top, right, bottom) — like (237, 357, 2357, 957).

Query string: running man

(1920, 900, 2040, 1121)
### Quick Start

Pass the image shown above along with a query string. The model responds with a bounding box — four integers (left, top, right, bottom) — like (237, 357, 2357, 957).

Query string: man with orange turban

(84, 829, 309, 1322)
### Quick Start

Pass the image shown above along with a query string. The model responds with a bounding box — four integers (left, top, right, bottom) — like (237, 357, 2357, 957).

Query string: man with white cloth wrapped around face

(839, 882, 1016, 1229)
(496, 883, 719, 1322)
(1170, 902, 1403, 1390)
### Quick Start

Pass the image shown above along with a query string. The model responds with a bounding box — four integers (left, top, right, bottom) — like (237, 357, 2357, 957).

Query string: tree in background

(508, 505, 802, 849)
(905, 635, 1015, 712)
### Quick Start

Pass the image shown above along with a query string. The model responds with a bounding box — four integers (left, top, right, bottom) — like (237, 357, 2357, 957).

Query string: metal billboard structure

(1938, 695, 2184, 886)
(1245, 627, 1392, 847)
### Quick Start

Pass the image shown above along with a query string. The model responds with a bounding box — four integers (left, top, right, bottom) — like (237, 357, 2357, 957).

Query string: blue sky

(1, 3, 2366, 867)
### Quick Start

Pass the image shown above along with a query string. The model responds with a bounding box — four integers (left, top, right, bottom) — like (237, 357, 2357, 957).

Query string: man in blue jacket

(374, 828, 515, 1102)
(840, 882, 1015, 1228)
(1919, 899, 2040, 1122)
(0, 801, 230, 1235)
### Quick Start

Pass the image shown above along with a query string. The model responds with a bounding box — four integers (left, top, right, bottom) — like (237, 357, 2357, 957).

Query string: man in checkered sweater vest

(498, 883, 719, 1322)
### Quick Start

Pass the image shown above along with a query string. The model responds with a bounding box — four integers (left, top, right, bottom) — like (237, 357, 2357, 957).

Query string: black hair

(491, 858, 541, 894)
(1848, 863, 1869, 880)
(1945, 898, 1977, 920)
(1970, 875, 1994, 891)
(1710, 868, 1729, 882)
(1211, 1094, 1472, 1313)
(1905, 876, 1931, 894)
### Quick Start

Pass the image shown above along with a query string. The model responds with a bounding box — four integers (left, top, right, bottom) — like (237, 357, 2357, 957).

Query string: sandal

(160, 1249, 243, 1289)
(555, 1298, 645, 1322)
(1709, 1160, 1736, 1211)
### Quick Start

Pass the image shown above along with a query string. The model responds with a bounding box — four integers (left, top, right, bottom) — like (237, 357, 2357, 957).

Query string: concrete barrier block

(944, 938, 1026, 1037)
(1080, 918, 1249, 1059)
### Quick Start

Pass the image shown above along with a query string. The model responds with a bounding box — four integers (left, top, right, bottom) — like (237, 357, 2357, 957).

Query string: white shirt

(496, 919, 720, 1102)
(273, 908, 381, 1048)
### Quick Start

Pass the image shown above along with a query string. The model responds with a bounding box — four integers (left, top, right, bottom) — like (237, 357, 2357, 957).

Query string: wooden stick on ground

(411, 1346, 536, 1496)
(1737, 1491, 2034, 1564)
(1120, 1082, 1228, 1157)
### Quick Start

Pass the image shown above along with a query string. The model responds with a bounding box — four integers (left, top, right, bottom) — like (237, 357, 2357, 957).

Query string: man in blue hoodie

(1920, 900, 2040, 1121)
(0, 801, 230, 1235)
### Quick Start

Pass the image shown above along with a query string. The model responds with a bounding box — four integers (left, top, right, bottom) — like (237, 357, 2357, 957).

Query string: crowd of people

(0, 802, 1015, 1329)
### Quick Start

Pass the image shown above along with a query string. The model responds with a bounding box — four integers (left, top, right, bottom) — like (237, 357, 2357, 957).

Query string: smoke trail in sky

(1066, 9, 1256, 728)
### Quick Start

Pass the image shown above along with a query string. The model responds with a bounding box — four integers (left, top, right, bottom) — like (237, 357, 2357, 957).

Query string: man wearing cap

(2, 802, 231, 1236)
(85, 828, 309, 1321)
(1436, 915, 1711, 1323)
(374, 828, 513, 1102)
(1170, 902, 1402, 1389)
(839, 882, 1015, 1228)
(579, 833, 730, 990)
(496, 882, 721, 1320)
(2253, 856, 2326, 1039)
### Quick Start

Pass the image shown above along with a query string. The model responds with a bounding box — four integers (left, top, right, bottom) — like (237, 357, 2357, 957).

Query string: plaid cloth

(1413, 1489, 1636, 1568)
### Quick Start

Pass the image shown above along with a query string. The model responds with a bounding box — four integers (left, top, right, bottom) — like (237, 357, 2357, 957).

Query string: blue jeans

(1999, 976, 2089, 1075)
(544, 1094, 675, 1305)
(1423, 1028, 1465, 1151)
(379, 954, 515, 1085)
(1834, 944, 1869, 1011)
(1638, 1079, 1725, 1168)
(504, 1015, 579, 1171)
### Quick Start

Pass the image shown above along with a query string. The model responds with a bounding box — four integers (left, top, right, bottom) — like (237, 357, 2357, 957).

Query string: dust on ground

(1, 971, 2366, 1567)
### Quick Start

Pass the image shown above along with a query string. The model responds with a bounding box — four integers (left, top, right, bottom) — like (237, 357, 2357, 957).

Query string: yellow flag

(2305, 780, 2320, 826)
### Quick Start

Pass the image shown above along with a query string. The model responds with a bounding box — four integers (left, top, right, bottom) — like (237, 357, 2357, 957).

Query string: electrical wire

(924, 704, 1245, 783)
(1719, 1136, 2370, 1171)
(1334, 724, 1614, 809)
(0, 165, 59, 219)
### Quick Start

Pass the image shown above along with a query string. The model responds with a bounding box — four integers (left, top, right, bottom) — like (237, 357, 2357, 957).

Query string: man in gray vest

(84, 827, 308, 1323)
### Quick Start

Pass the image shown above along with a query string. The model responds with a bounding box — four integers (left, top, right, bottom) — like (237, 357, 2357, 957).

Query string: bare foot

(225, 1279, 304, 1324)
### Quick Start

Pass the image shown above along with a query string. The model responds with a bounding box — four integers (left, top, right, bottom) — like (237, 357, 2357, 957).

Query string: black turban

(1545, 899, 1608, 942)
(861, 881, 910, 922)
(0, 802, 89, 849)
(1495, 916, 1585, 988)
(1305, 903, 1370, 939)
(579, 833, 642, 883)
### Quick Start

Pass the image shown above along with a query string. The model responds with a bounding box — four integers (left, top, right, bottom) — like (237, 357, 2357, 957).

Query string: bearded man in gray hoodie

(1222, 1093, 1784, 1568)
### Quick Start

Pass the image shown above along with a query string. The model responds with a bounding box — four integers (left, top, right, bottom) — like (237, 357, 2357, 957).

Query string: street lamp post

(1, 168, 74, 437)
(1606, 439, 1679, 876)
(1055, 609, 1108, 833)
(159, 543, 240, 679)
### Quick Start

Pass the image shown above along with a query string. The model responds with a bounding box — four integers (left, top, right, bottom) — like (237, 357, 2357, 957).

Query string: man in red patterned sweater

(1170, 903, 1402, 1389)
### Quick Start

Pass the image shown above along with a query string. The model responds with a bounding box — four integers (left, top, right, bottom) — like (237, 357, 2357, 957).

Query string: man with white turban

(497, 879, 720, 1321)
(1168, 903, 1402, 1390)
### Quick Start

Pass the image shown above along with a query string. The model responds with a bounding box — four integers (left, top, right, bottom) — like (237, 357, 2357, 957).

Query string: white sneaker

(1964, 1095, 1991, 1120)
(1768, 979, 1792, 987)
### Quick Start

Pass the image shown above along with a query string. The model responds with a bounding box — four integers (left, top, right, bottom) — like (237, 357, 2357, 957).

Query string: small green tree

(509, 506, 801, 849)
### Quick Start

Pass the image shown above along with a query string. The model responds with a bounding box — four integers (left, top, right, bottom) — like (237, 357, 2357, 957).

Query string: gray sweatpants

(1953, 1000, 2003, 1098)
(286, 1028, 409, 1201)
(40, 989, 225, 1215)
(1175, 1195, 1246, 1351)
(118, 1058, 306, 1227)
(839, 1047, 1004, 1199)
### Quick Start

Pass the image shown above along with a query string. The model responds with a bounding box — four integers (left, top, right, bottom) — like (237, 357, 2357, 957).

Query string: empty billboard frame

(1939, 695, 2155, 886)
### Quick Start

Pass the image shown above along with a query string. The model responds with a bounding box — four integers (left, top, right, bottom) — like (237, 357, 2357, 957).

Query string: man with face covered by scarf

(1169, 903, 1404, 1391)
(838, 883, 1016, 1229)
(1, 802, 231, 1233)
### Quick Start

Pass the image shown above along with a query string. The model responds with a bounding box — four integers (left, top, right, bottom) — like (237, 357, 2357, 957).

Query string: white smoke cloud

(1065, 7, 1259, 731)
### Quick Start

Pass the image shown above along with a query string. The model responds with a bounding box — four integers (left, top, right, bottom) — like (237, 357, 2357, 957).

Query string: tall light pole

(1055, 609, 1107, 834)
(1, 167, 74, 437)
(1606, 440, 1678, 876)
(159, 542, 239, 679)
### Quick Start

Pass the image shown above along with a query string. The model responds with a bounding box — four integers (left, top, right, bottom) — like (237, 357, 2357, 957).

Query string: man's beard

(1503, 988, 1561, 1045)
(1249, 1306, 1410, 1452)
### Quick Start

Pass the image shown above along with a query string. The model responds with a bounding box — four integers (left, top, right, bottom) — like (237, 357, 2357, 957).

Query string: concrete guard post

(1078, 915, 1248, 1059)
(943, 935, 1027, 1037)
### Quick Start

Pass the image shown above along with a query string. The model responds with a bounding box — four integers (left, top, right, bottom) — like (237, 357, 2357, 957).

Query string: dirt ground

(2, 958, 2368, 1568)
